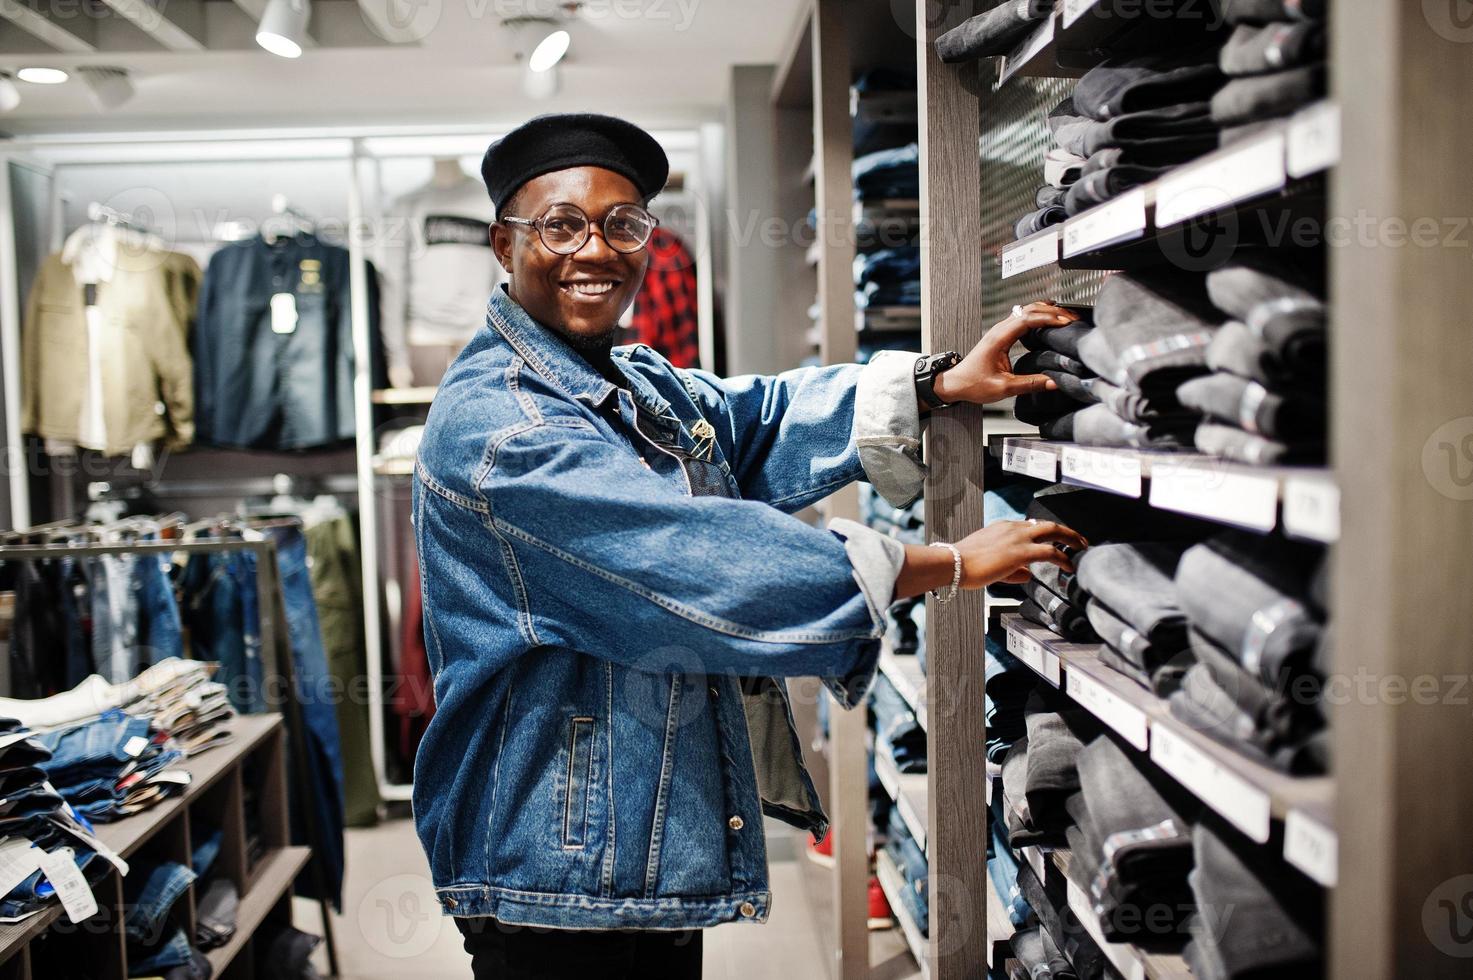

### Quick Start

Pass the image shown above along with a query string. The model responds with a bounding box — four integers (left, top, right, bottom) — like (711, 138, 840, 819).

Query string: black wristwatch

(914, 351, 962, 409)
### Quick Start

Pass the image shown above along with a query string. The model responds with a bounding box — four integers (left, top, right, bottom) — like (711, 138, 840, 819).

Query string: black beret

(481, 113, 670, 213)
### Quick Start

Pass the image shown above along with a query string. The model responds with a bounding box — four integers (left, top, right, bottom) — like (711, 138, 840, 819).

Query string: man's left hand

(932, 301, 1081, 407)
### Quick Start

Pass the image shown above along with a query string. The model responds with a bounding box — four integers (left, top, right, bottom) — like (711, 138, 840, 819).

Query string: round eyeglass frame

(500, 202, 659, 255)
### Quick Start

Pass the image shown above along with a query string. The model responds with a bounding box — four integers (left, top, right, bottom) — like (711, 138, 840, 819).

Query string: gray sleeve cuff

(852, 350, 926, 508)
(822, 517, 906, 708)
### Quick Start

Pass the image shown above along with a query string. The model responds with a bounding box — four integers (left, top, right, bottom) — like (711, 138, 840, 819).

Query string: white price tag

(1061, 189, 1146, 257)
(1002, 441, 1058, 482)
(1061, 446, 1142, 497)
(37, 848, 98, 924)
(1283, 476, 1340, 542)
(1061, 0, 1097, 28)
(0, 839, 42, 899)
(123, 735, 149, 758)
(1006, 625, 1060, 686)
(1001, 17, 1056, 84)
(985, 773, 993, 806)
(1155, 134, 1287, 228)
(1287, 102, 1340, 178)
(1000, 229, 1059, 279)
(1067, 878, 1147, 980)
(1067, 670, 1148, 751)
(148, 769, 192, 786)
(1284, 809, 1338, 886)
(1151, 726, 1271, 843)
(270, 292, 298, 334)
(1149, 460, 1278, 531)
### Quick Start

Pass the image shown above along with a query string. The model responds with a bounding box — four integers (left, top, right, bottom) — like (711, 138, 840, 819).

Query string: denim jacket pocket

(561, 716, 595, 849)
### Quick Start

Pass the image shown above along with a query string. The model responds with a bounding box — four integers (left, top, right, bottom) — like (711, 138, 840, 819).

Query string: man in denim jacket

(413, 113, 1085, 978)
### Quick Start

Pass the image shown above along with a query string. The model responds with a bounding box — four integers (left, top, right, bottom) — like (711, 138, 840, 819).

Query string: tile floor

(295, 815, 920, 980)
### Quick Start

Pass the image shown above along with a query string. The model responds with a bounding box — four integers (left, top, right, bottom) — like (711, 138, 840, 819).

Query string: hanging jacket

(22, 226, 199, 455)
(193, 233, 384, 450)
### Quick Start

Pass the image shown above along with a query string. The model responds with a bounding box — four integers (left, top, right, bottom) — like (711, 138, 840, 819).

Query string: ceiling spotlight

(0, 74, 19, 113)
(77, 66, 134, 111)
(17, 67, 68, 84)
(257, 0, 311, 59)
(522, 63, 560, 99)
(505, 17, 571, 73)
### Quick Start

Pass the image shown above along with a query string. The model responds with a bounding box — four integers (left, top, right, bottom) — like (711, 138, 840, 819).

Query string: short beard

(560, 324, 621, 358)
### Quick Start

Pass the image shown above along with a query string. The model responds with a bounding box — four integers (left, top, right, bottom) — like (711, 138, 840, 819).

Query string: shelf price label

(1000, 229, 1059, 278)
(1003, 441, 1058, 481)
(1288, 101, 1340, 178)
(1155, 133, 1287, 228)
(1067, 879, 1148, 980)
(1061, 189, 1146, 257)
(1284, 809, 1338, 887)
(1149, 460, 1279, 532)
(1023, 845, 1047, 883)
(1151, 725, 1271, 844)
(1006, 624, 1060, 686)
(1000, 17, 1056, 84)
(1283, 476, 1341, 542)
(1067, 670, 1148, 751)
(1060, 447, 1142, 498)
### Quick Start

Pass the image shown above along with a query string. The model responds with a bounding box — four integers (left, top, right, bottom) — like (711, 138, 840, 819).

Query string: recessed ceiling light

(528, 29, 570, 73)
(256, 0, 310, 59)
(17, 67, 69, 84)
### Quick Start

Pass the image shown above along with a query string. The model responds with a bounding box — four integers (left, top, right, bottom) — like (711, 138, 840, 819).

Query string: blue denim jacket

(412, 286, 924, 930)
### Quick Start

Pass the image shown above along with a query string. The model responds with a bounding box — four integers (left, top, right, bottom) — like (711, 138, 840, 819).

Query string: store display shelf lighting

(992, 436, 1341, 542)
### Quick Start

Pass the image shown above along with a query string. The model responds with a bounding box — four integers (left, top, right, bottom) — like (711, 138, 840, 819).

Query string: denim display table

(0, 715, 308, 980)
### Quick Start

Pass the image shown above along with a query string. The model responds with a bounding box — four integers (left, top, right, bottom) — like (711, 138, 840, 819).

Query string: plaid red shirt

(630, 227, 700, 368)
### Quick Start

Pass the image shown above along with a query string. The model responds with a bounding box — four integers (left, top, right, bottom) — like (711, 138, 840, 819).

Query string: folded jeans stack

(884, 805, 929, 937)
(1073, 270, 1225, 448)
(1066, 737, 1201, 951)
(985, 630, 1034, 765)
(1214, 0, 1329, 145)
(1171, 531, 1329, 774)
(1074, 542, 1195, 695)
(1011, 320, 1104, 443)
(1185, 250, 1328, 464)
(1001, 690, 1099, 849)
(852, 143, 919, 201)
(1181, 814, 1324, 979)
(854, 245, 921, 309)
(870, 674, 925, 774)
(1059, 48, 1227, 217)
(987, 796, 1033, 930)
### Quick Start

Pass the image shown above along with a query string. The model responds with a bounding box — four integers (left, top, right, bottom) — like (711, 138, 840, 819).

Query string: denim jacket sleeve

(470, 419, 886, 705)
(678, 349, 926, 511)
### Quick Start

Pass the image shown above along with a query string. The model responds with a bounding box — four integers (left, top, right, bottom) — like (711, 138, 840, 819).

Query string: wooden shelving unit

(0, 715, 303, 980)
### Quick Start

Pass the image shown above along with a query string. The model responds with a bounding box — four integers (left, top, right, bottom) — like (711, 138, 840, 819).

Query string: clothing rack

(0, 536, 340, 976)
(84, 200, 155, 236)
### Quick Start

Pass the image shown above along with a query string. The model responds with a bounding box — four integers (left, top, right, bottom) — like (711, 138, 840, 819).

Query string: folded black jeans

(1073, 49, 1226, 121)
(1092, 270, 1224, 398)
(1194, 421, 1322, 465)
(1175, 372, 1325, 441)
(1074, 103, 1221, 158)
(934, 0, 1051, 62)
(1174, 532, 1325, 684)
(1220, 21, 1324, 76)
(1210, 63, 1326, 125)
(1075, 542, 1192, 649)
(1021, 579, 1099, 643)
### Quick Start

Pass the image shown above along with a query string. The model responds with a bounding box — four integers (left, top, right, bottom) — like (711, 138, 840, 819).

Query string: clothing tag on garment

(37, 847, 97, 924)
(48, 814, 129, 875)
(0, 731, 37, 754)
(271, 292, 298, 334)
(123, 735, 149, 758)
(149, 769, 192, 786)
(0, 838, 42, 899)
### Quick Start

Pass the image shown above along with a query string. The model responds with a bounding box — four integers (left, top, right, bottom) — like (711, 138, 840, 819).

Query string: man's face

(492, 166, 649, 351)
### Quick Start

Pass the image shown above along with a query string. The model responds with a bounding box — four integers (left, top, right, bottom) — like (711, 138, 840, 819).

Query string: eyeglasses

(500, 202, 659, 255)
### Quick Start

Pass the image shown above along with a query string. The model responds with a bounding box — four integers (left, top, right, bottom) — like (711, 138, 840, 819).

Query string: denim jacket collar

(486, 285, 673, 419)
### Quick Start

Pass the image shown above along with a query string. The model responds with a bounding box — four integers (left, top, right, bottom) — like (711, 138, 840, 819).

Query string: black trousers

(455, 917, 703, 980)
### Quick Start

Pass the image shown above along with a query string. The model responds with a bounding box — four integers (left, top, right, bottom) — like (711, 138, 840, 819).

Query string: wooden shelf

(875, 850, 930, 980)
(874, 747, 928, 853)
(879, 645, 927, 732)
(984, 876, 1016, 969)
(999, 613, 1336, 884)
(204, 846, 311, 975)
(994, 436, 1340, 542)
(996, 102, 1339, 278)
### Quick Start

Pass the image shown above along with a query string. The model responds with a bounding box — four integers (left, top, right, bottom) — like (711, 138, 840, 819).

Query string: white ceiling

(0, 0, 806, 135)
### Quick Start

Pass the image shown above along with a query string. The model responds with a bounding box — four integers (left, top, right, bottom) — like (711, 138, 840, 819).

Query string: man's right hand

(895, 520, 1088, 600)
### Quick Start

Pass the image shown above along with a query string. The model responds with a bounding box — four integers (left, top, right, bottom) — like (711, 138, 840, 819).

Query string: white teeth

(565, 281, 614, 296)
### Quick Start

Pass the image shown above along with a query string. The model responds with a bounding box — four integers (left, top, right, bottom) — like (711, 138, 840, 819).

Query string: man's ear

(490, 222, 514, 275)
